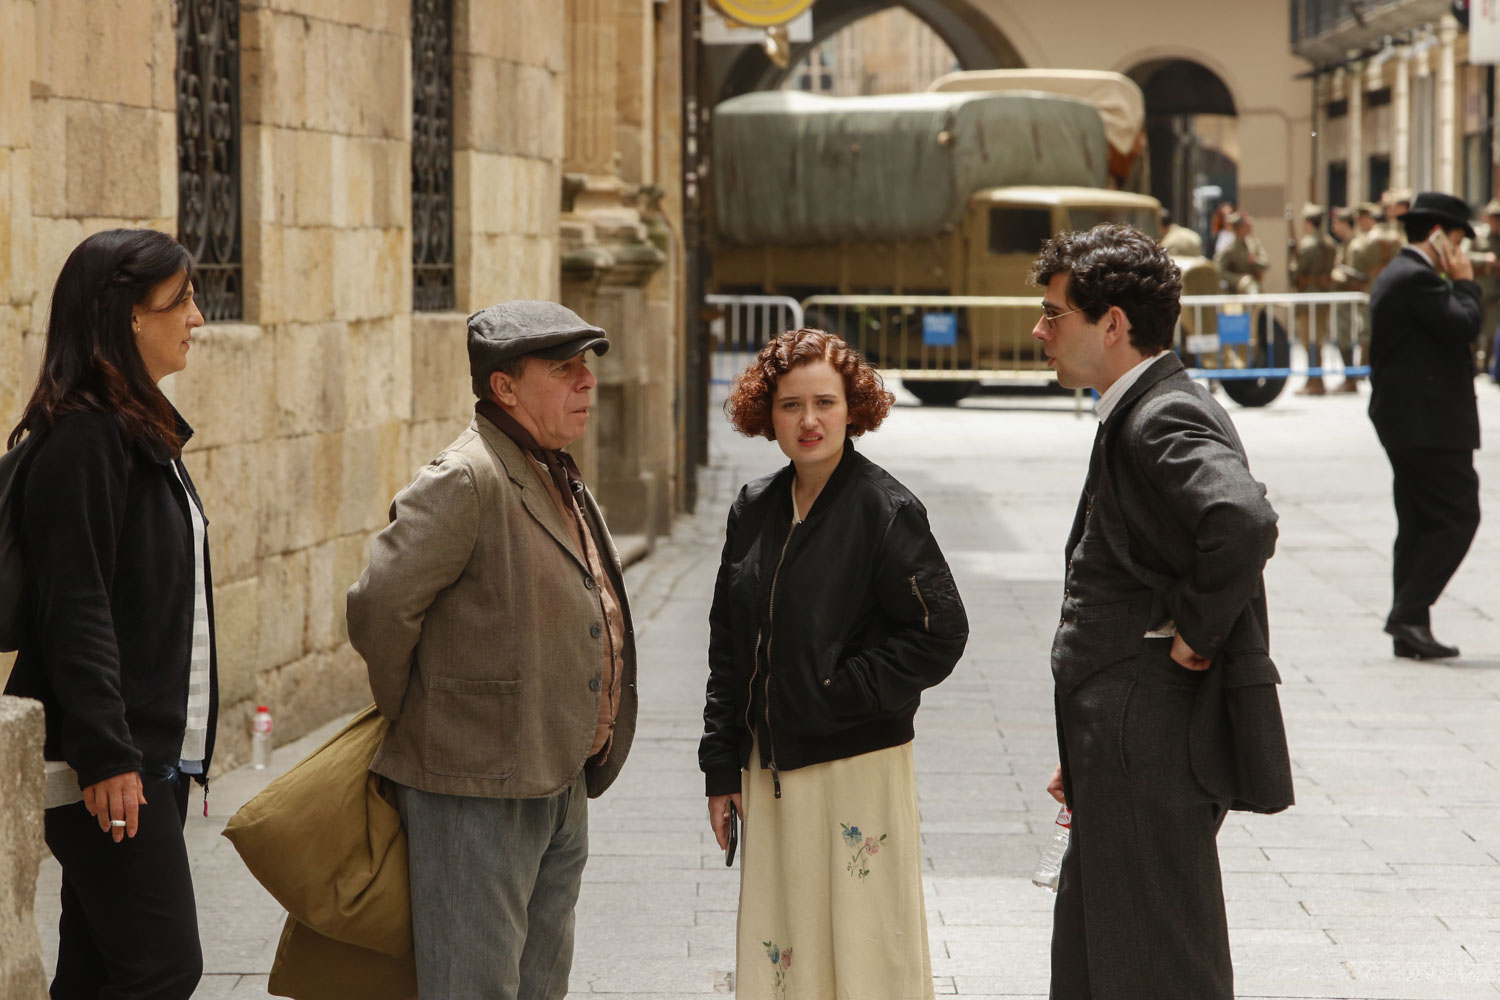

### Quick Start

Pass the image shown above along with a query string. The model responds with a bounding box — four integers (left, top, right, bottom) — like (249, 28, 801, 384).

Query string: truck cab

(963, 186, 1164, 296)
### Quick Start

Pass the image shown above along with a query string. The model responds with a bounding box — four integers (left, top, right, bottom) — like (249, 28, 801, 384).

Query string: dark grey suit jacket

(1053, 352, 1294, 813)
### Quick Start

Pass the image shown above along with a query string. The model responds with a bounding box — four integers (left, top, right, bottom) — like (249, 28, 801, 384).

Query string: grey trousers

(1051, 642, 1233, 1000)
(395, 772, 589, 1000)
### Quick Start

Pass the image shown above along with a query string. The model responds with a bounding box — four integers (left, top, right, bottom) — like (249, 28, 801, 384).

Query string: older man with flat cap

(347, 300, 638, 998)
(1369, 193, 1484, 659)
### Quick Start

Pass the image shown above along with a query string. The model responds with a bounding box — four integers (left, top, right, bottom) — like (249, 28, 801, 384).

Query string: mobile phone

(724, 801, 739, 867)
(1430, 227, 1451, 257)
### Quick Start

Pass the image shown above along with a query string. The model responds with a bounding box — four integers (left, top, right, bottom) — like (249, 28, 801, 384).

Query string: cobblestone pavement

(36, 377, 1500, 998)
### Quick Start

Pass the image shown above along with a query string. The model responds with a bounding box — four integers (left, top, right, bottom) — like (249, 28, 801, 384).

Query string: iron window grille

(412, 0, 455, 312)
(175, 0, 242, 321)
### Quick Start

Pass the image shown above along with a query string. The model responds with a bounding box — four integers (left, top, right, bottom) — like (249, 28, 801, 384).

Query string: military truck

(708, 77, 1230, 405)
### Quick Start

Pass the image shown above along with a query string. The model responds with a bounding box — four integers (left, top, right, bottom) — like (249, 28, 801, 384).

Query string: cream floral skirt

(736, 740, 933, 1000)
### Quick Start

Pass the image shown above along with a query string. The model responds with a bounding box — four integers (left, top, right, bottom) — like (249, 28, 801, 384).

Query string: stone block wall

(0, 0, 37, 473)
(166, 3, 421, 765)
(0, 0, 631, 766)
(0, 696, 46, 1000)
(560, 0, 683, 533)
(0, 0, 685, 972)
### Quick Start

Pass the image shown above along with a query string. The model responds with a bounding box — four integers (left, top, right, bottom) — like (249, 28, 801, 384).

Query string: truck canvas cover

(929, 70, 1144, 163)
(713, 90, 1108, 246)
(928, 69, 1147, 192)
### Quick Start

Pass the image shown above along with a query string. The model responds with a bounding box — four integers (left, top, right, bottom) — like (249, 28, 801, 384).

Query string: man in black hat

(1368, 192, 1484, 659)
(347, 301, 639, 998)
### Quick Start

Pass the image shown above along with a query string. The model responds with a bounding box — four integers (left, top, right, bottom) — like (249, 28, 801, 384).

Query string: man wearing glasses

(1030, 225, 1293, 1000)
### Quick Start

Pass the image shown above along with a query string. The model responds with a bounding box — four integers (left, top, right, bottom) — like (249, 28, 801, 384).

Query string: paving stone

(32, 382, 1500, 997)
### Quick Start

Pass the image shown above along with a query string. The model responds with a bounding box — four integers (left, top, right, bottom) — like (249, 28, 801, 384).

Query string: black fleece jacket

(699, 442, 967, 796)
(5, 409, 218, 789)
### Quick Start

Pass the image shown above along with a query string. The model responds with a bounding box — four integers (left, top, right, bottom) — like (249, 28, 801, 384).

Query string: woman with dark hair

(699, 329, 968, 999)
(4, 228, 214, 1000)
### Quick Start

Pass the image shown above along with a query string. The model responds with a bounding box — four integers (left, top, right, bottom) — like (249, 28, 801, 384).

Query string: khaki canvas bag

(222, 705, 412, 956)
(268, 914, 417, 1000)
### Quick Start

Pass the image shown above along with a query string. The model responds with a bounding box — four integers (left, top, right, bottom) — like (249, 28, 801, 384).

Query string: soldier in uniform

(1374, 189, 1411, 257)
(1331, 205, 1354, 245)
(1338, 206, 1374, 389)
(1329, 204, 1379, 391)
(1158, 207, 1205, 257)
(1213, 212, 1268, 294)
(1382, 188, 1412, 222)
(1290, 203, 1338, 395)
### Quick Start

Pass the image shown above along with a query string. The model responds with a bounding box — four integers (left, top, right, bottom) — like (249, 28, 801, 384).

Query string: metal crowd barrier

(706, 291, 1373, 406)
(705, 294, 804, 385)
(1176, 291, 1371, 376)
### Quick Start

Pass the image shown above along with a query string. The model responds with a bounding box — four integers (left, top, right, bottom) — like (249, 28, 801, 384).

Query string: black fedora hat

(1406, 191, 1476, 239)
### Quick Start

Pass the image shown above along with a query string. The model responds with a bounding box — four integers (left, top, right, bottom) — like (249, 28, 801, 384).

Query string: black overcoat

(1368, 246, 1483, 452)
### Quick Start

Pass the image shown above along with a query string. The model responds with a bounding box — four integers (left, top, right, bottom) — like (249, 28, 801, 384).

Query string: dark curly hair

(725, 328, 894, 440)
(1029, 223, 1182, 354)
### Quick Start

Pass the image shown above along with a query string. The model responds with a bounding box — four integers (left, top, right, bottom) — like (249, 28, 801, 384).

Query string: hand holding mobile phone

(724, 801, 739, 867)
(1429, 226, 1451, 260)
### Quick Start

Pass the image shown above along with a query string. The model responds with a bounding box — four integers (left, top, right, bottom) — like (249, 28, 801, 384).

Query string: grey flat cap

(467, 300, 610, 377)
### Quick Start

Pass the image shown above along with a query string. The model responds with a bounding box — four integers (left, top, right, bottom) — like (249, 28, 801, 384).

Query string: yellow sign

(708, 0, 816, 28)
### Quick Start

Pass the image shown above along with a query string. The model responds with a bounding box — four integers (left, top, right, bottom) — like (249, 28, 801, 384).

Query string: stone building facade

(784, 6, 957, 96)
(1295, 6, 1493, 210)
(0, 0, 685, 766)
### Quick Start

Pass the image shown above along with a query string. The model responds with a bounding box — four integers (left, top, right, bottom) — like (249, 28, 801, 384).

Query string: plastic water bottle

(251, 705, 273, 770)
(1031, 805, 1072, 891)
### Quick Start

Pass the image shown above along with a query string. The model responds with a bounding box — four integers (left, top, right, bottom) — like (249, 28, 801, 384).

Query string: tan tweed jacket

(347, 418, 637, 799)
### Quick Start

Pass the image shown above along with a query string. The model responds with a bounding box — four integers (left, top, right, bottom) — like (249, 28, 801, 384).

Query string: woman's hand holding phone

(708, 792, 743, 856)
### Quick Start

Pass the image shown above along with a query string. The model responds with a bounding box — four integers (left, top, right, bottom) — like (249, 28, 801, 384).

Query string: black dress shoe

(1385, 623, 1459, 659)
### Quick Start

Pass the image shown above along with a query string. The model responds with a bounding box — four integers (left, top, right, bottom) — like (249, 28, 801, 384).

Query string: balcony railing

(1291, 0, 1347, 45)
(1291, 0, 1453, 63)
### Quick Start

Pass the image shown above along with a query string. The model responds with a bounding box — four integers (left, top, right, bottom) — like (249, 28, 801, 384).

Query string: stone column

(1326, 67, 1345, 202)
(1437, 13, 1459, 193)
(614, 1, 653, 186)
(1394, 47, 1411, 190)
(1347, 56, 1364, 202)
(565, 0, 617, 178)
(646, 0, 683, 528)
(1493, 66, 1500, 189)
(0, 696, 47, 999)
(559, 0, 668, 538)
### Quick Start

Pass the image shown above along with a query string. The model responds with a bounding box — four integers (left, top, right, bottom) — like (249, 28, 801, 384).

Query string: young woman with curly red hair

(699, 328, 969, 999)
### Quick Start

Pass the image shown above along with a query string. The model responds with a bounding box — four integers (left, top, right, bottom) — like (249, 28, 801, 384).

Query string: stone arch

(1124, 57, 1239, 242)
(708, 0, 1025, 102)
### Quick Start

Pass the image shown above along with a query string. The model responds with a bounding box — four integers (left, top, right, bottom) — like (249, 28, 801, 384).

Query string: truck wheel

(1221, 313, 1289, 408)
(904, 380, 977, 406)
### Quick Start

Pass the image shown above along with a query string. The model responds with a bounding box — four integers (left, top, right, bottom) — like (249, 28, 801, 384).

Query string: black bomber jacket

(699, 442, 967, 796)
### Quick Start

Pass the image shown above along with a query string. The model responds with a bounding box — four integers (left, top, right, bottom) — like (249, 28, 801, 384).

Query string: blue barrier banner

(1216, 312, 1251, 345)
(1188, 366, 1371, 380)
(922, 312, 958, 347)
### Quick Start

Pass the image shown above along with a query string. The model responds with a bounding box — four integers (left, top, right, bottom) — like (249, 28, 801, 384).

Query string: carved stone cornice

(559, 174, 666, 288)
